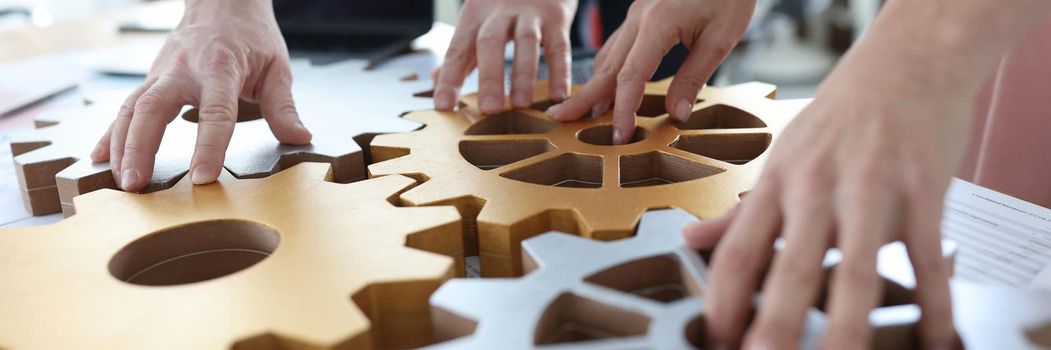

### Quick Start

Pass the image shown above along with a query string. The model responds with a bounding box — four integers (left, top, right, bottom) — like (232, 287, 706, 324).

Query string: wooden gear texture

(9, 59, 429, 217)
(0, 163, 464, 349)
(428, 209, 956, 349)
(369, 79, 809, 277)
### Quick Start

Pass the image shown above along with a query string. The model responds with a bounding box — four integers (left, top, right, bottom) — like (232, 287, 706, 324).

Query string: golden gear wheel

(369, 79, 809, 277)
(0, 163, 464, 349)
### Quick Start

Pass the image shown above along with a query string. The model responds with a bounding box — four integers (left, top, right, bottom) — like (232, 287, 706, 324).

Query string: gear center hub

(108, 219, 280, 286)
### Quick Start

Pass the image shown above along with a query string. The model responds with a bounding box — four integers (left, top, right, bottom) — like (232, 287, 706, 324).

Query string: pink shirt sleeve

(959, 14, 1051, 208)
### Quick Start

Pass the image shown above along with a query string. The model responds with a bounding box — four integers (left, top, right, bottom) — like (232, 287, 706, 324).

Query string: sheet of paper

(941, 178, 1051, 290)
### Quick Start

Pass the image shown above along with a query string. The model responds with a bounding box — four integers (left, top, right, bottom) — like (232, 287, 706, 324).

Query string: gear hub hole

(181, 99, 265, 123)
(108, 219, 279, 286)
(577, 125, 647, 146)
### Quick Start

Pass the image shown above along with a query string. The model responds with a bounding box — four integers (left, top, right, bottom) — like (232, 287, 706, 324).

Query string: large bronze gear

(428, 209, 956, 349)
(369, 79, 809, 276)
(0, 163, 464, 349)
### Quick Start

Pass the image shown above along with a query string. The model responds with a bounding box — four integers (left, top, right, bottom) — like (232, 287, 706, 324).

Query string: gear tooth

(345, 174, 417, 200)
(271, 162, 334, 182)
(399, 110, 440, 126)
(521, 232, 595, 268)
(70, 187, 123, 214)
(431, 279, 516, 319)
(8, 129, 54, 149)
(386, 114, 425, 133)
(367, 155, 417, 178)
(369, 132, 412, 150)
(55, 160, 115, 215)
(12, 142, 67, 164)
(33, 111, 69, 127)
(635, 209, 699, 241)
(399, 178, 467, 206)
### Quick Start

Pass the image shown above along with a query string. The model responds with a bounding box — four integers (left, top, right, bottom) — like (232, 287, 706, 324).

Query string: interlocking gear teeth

(8, 91, 195, 216)
(10, 59, 431, 217)
(0, 163, 464, 349)
(428, 209, 957, 349)
(223, 60, 430, 182)
(428, 209, 825, 349)
(369, 79, 809, 276)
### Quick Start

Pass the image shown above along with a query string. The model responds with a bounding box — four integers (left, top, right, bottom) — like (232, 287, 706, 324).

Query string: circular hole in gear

(577, 125, 647, 146)
(109, 219, 279, 286)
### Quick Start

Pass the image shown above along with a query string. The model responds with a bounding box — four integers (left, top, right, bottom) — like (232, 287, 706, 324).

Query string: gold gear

(0, 163, 464, 349)
(369, 79, 808, 277)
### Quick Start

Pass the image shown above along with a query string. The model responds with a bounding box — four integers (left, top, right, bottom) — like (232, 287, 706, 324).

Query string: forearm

(831, 0, 1051, 98)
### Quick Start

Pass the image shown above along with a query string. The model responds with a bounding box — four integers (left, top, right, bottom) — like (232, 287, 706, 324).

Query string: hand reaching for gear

(92, 0, 312, 192)
(545, 0, 755, 145)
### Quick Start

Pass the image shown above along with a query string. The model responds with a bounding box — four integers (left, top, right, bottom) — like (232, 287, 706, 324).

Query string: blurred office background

(0, 0, 884, 98)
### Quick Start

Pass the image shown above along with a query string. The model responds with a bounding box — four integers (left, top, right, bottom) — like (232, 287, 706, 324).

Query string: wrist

(182, 0, 274, 26)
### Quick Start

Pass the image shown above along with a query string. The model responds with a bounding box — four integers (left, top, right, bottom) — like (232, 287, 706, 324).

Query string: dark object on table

(273, 0, 433, 67)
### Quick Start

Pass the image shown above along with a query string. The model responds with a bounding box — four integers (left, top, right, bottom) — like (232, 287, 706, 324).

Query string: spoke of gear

(369, 79, 809, 277)
(9, 59, 431, 217)
(427, 209, 956, 349)
(0, 163, 464, 349)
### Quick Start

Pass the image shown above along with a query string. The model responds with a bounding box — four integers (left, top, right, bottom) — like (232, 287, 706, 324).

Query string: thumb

(259, 60, 312, 145)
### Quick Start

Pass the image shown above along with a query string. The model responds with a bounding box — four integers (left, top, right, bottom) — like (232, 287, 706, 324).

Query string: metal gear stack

(427, 209, 955, 349)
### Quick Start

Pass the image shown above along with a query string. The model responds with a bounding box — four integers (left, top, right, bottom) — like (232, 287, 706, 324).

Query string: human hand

(545, 0, 754, 145)
(433, 0, 577, 114)
(681, 48, 972, 348)
(92, 0, 312, 192)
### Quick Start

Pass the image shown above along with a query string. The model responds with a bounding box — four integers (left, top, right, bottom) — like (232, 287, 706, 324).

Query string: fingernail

(191, 166, 213, 185)
(512, 91, 529, 108)
(434, 91, 454, 110)
(91, 143, 104, 159)
(613, 128, 625, 145)
(675, 99, 692, 122)
(551, 87, 568, 101)
(120, 169, 139, 191)
(482, 96, 502, 114)
(545, 104, 564, 119)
